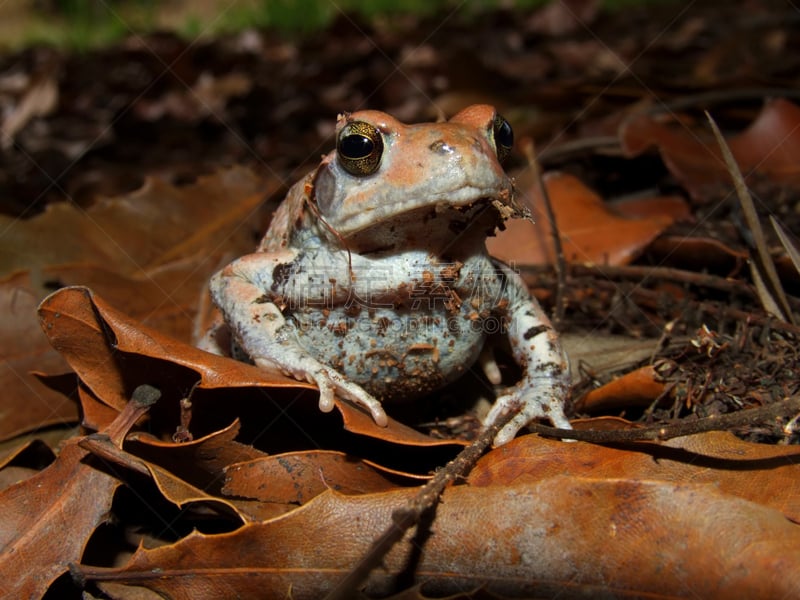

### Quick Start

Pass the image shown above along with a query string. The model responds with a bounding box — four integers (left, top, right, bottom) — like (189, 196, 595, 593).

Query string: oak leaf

(74, 477, 800, 598)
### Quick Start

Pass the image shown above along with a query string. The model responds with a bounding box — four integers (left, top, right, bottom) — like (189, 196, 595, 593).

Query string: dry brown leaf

(38, 286, 467, 450)
(610, 193, 693, 221)
(561, 333, 658, 382)
(76, 385, 123, 432)
(75, 478, 800, 598)
(1, 168, 276, 438)
(647, 234, 747, 272)
(126, 419, 268, 490)
(0, 166, 270, 280)
(0, 387, 156, 597)
(620, 98, 800, 201)
(0, 166, 273, 351)
(222, 450, 421, 504)
(0, 443, 119, 597)
(0, 438, 54, 470)
(0, 438, 57, 492)
(39, 262, 218, 342)
(0, 271, 78, 441)
(469, 432, 800, 521)
(574, 365, 667, 412)
(488, 172, 683, 266)
(80, 433, 268, 523)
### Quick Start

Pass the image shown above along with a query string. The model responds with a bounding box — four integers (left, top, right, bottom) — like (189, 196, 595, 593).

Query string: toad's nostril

(429, 139, 453, 154)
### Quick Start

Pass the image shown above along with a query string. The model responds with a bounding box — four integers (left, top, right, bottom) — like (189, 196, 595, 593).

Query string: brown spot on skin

(377, 317, 390, 335)
(445, 289, 462, 313)
(271, 262, 293, 293)
(524, 325, 549, 340)
(439, 262, 462, 282)
(407, 343, 436, 353)
(330, 322, 348, 336)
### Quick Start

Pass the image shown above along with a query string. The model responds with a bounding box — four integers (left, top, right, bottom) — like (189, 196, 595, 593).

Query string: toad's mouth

(441, 194, 529, 220)
(342, 193, 527, 255)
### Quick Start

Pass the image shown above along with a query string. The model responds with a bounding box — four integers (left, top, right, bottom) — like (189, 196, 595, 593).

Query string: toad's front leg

(484, 260, 571, 445)
(209, 252, 388, 427)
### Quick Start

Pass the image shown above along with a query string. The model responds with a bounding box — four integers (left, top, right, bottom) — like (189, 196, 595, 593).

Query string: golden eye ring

(337, 121, 383, 176)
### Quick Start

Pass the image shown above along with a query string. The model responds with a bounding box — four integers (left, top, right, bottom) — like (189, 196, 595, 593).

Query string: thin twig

(771, 215, 800, 275)
(706, 111, 794, 324)
(525, 395, 800, 443)
(565, 263, 757, 298)
(323, 404, 520, 600)
(521, 138, 568, 327)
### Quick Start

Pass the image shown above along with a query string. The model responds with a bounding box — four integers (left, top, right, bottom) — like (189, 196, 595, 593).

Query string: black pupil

(340, 134, 374, 159)
(496, 119, 513, 148)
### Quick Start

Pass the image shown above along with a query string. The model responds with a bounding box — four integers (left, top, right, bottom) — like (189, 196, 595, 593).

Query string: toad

(202, 105, 571, 445)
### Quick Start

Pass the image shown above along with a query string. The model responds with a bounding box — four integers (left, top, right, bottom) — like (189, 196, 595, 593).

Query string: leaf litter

(2, 1, 800, 597)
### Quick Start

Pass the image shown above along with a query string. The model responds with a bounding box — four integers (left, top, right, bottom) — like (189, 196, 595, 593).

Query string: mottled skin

(202, 105, 571, 445)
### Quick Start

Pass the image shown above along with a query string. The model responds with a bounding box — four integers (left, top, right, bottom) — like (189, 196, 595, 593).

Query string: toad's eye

(492, 114, 513, 163)
(337, 121, 383, 176)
